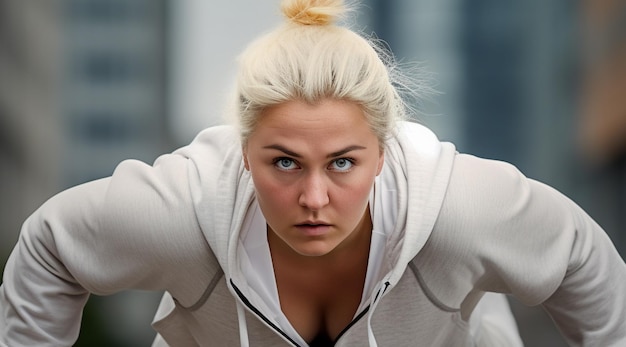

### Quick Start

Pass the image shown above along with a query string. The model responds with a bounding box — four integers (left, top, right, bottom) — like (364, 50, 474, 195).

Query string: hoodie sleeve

(420, 153, 626, 346)
(0, 152, 214, 347)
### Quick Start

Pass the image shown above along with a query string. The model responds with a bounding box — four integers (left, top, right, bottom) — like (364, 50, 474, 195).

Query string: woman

(1, 0, 625, 346)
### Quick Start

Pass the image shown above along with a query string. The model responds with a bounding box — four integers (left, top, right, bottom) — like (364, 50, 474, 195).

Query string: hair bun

(281, 0, 346, 26)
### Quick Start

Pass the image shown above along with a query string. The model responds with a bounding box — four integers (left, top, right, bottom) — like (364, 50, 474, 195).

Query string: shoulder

(427, 154, 532, 250)
(439, 153, 551, 233)
(102, 124, 244, 231)
(98, 127, 241, 260)
(393, 121, 447, 156)
(447, 154, 528, 211)
(387, 121, 457, 185)
(416, 153, 578, 306)
(174, 125, 241, 161)
(98, 151, 208, 265)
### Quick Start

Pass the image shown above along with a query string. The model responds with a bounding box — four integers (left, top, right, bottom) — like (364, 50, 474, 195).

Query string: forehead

(246, 99, 380, 156)
(254, 99, 371, 136)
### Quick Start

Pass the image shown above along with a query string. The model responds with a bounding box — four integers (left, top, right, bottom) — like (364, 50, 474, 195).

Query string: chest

(274, 263, 368, 344)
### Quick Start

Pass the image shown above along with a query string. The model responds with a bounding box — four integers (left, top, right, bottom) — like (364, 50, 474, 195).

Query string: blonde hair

(235, 0, 415, 146)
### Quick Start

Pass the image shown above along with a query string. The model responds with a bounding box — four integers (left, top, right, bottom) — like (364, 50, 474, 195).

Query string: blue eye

(274, 158, 298, 170)
(330, 158, 354, 171)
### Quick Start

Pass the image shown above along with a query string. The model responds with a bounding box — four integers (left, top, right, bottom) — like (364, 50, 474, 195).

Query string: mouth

(294, 221, 332, 236)
(295, 220, 331, 227)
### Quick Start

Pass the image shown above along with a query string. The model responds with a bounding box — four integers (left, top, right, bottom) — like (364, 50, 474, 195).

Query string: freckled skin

(242, 98, 384, 259)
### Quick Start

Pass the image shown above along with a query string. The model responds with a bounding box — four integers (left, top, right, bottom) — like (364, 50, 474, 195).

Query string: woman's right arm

(0, 153, 212, 346)
(1, 178, 109, 346)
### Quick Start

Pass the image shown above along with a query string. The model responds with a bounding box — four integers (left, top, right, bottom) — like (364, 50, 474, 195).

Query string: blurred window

(73, 52, 147, 84)
(69, 112, 137, 143)
(68, 0, 147, 23)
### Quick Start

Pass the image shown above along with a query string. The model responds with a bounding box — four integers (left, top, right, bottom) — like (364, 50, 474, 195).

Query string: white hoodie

(1, 122, 625, 346)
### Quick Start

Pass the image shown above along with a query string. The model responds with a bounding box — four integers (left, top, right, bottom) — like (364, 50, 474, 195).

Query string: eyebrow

(263, 144, 366, 158)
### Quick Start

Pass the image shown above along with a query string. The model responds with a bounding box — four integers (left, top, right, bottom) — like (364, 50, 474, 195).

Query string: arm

(423, 154, 626, 346)
(0, 154, 211, 346)
(469, 157, 626, 345)
(0, 179, 105, 346)
(537, 189, 626, 345)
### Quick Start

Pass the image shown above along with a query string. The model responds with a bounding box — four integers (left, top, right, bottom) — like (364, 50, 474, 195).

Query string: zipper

(333, 305, 371, 342)
(334, 281, 391, 343)
(231, 280, 302, 347)
(231, 279, 391, 347)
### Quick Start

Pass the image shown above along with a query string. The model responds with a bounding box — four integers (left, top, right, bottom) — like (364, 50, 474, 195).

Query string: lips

(294, 221, 332, 236)
(296, 220, 331, 227)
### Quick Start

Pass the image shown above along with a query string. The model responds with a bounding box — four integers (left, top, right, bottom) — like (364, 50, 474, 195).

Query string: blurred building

(578, 0, 626, 258)
(62, 0, 170, 186)
(0, 0, 64, 263)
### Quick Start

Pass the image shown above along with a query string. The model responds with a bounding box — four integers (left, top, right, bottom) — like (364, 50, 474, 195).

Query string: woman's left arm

(531, 179, 626, 345)
(480, 162, 626, 345)
(431, 154, 626, 346)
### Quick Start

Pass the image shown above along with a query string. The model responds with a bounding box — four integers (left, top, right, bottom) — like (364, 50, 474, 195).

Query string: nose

(298, 172, 329, 211)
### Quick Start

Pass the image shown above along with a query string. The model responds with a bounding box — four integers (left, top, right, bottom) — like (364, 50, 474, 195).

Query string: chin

(291, 242, 337, 257)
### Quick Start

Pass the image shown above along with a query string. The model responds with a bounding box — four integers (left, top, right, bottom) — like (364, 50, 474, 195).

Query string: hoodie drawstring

(367, 281, 389, 347)
(236, 300, 250, 347)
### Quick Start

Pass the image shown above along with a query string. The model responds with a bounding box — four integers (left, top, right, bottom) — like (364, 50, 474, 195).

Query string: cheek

(251, 172, 295, 213)
(332, 177, 374, 211)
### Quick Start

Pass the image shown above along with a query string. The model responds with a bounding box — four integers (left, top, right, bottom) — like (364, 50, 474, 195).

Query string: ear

(242, 148, 250, 171)
(376, 149, 385, 176)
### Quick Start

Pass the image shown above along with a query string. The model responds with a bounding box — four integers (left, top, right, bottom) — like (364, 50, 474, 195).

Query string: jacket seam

(181, 269, 224, 311)
(408, 261, 459, 313)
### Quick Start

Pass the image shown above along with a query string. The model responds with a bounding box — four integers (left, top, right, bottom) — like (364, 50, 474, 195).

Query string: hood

(380, 122, 456, 286)
(174, 125, 256, 275)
